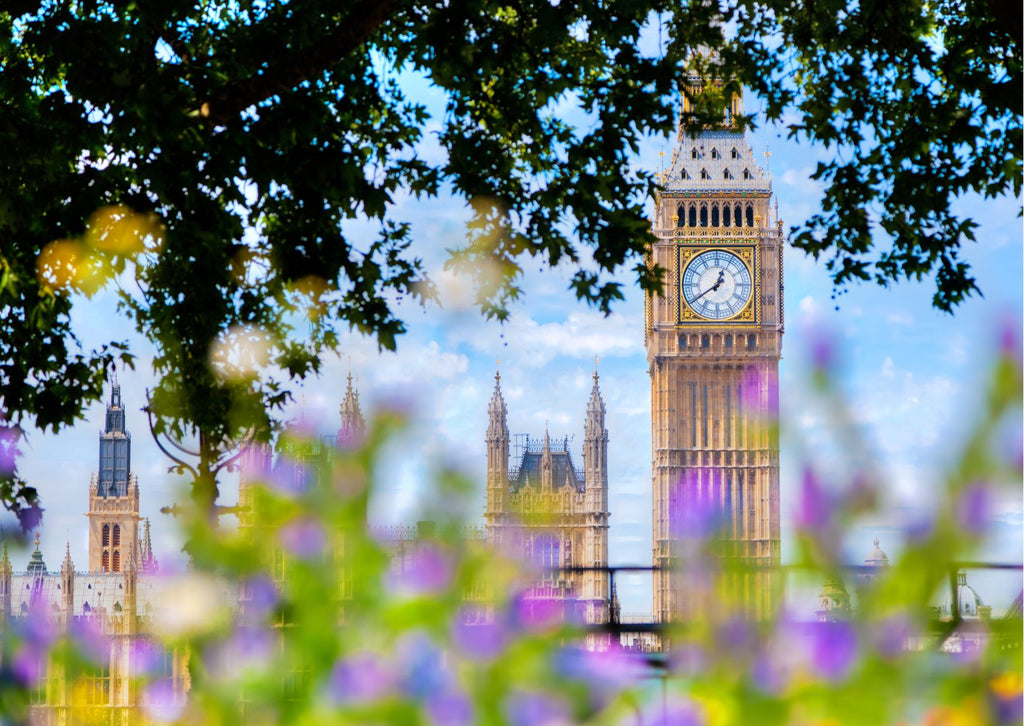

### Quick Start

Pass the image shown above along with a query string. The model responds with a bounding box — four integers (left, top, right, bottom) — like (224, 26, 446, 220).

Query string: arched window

(676, 205, 684, 227)
(691, 148, 698, 159)
(102, 551, 109, 572)
(735, 203, 742, 225)
(701, 335, 710, 349)
(742, 168, 752, 180)
(112, 550, 120, 572)
(731, 148, 739, 159)
(747, 334, 756, 349)
(725, 334, 733, 348)
(700, 168, 709, 180)
(102, 524, 110, 547)
(699, 204, 708, 227)
(112, 525, 120, 547)
(723, 205, 732, 227)
(745, 204, 754, 227)
(723, 169, 732, 180)
(680, 169, 689, 179)
(688, 205, 697, 227)
(711, 148, 720, 159)
(711, 205, 720, 227)
(534, 535, 560, 571)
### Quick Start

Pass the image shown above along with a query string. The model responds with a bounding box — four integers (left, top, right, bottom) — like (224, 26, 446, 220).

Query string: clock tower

(647, 91, 783, 623)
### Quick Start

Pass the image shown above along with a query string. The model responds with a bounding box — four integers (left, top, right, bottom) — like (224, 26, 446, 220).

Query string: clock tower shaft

(647, 116, 783, 623)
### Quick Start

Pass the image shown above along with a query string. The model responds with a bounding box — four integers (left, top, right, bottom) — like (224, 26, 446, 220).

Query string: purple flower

(795, 467, 833, 534)
(70, 617, 108, 664)
(205, 627, 275, 680)
(142, 679, 185, 723)
(645, 698, 704, 726)
(11, 643, 45, 686)
(871, 614, 916, 659)
(716, 617, 758, 658)
(956, 483, 991, 535)
(327, 651, 395, 705)
(669, 470, 721, 542)
(427, 691, 474, 726)
(391, 544, 453, 595)
(505, 691, 570, 726)
(0, 425, 20, 475)
(397, 633, 448, 699)
(809, 621, 859, 682)
(512, 593, 567, 631)
(750, 652, 788, 694)
(15, 505, 43, 533)
(669, 642, 707, 677)
(242, 576, 279, 620)
(129, 638, 165, 675)
(555, 645, 646, 691)
(810, 330, 836, 375)
(451, 614, 508, 661)
(278, 517, 326, 559)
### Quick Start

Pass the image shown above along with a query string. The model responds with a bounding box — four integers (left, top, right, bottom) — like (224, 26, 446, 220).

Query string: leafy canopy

(0, 0, 1019, 514)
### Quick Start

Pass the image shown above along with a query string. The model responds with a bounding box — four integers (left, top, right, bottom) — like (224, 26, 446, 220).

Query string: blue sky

(10, 82, 1022, 618)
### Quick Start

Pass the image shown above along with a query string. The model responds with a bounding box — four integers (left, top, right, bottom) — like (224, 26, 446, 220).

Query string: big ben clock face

(680, 249, 753, 321)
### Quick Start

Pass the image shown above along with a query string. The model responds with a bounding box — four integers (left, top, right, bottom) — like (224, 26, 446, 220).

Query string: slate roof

(663, 129, 770, 194)
(511, 450, 584, 491)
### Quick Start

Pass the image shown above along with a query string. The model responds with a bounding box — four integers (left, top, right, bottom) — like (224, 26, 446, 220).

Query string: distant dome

(941, 570, 987, 620)
(864, 537, 889, 567)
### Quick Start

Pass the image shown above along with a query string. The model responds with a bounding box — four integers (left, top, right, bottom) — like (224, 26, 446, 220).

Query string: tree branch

(202, 0, 406, 123)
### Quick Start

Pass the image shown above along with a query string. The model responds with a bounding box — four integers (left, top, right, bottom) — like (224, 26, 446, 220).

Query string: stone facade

(484, 369, 612, 627)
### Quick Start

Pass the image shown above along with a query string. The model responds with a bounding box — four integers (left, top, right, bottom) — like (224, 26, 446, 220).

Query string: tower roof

(864, 537, 889, 567)
(663, 129, 770, 194)
(26, 533, 47, 575)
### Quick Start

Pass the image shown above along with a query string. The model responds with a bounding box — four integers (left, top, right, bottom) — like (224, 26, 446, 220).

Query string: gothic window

(102, 551, 109, 572)
(676, 205, 684, 227)
(724, 334, 733, 348)
(701, 334, 710, 348)
(112, 524, 120, 547)
(534, 535, 560, 573)
(678, 334, 687, 349)
(700, 168, 709, 180)
(747, 334, 756, 349)
(742, 168, 752, 180)
(690, 148, 698, 159)
(735, 203, 742, 225)
(723, 205, 732, 226)
(699, 204, 708, 227)
(680, 169, 689, 179)
(102, 524, 110, 547)
(688, 205, 697, 227)
(745, 204, 754, 227)
(731, 148, 739, 159)
(723, 169, 732, 180)
(711, 205, 720, 227)
(112, 550, 120, 572)
(711, 148, 719, 159)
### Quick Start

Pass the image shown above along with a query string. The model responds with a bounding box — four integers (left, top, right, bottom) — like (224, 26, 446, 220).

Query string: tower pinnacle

(338, 372, 367, 446)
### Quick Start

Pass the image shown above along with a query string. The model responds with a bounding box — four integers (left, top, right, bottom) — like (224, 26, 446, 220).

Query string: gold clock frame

(676, 244, 759, 325)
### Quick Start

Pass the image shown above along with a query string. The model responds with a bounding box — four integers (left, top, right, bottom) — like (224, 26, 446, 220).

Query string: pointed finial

(873, 537, 880, 548)
(33, 532, 39, 550)
(594, 356, 599, 382)
(496, 358, 501, 383)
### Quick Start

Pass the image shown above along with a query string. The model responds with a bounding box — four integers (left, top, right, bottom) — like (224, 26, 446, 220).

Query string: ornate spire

(61, 541, 73, 573)
(140, 518, 158, 573)
(0, 542, 11, 577)
(26, 533, 47, 576)
(486, 367, 508, 443)
(585, 365, 606, 438)
(338, 371, 366, 446)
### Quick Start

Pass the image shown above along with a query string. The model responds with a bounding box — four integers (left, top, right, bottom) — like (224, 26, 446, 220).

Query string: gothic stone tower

(647, 90, 783, 622)
(485, 370, 610, 625)
(87, 383, 141, 573)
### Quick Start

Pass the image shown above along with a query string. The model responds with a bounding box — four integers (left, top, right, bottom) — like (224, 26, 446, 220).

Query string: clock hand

(691, 270, 726, 302)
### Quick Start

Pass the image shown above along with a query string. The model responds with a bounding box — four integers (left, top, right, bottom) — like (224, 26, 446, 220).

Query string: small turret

(485, 368, 511, 527)
(140, 518, 158, 573)
(338, 372, 367, 446)
(583, 365, 609, 513)
(0, 543, 12, 627)
(60, 543, 75, 628)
